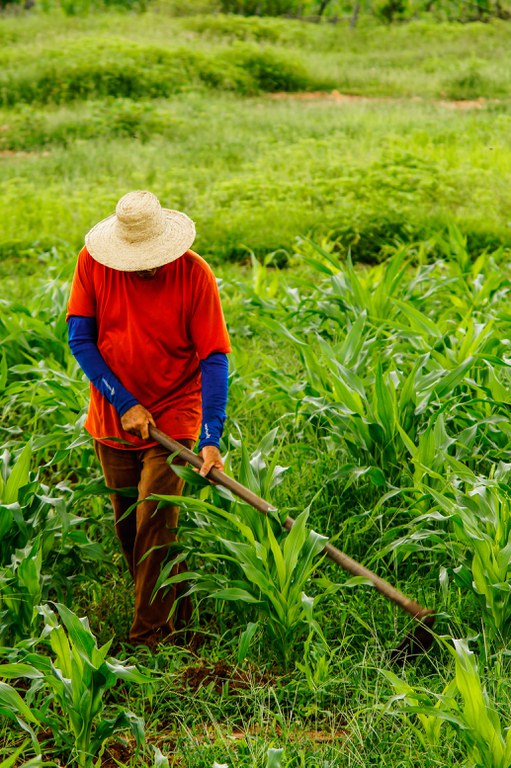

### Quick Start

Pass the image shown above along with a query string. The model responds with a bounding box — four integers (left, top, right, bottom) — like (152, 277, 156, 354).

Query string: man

(67, 190, 231, 649)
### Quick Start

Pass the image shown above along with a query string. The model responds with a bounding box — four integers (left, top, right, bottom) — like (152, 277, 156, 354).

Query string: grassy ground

(2, 94, 511, 265)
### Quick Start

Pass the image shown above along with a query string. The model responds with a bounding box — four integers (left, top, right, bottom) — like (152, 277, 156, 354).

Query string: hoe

(150, 425, 436, 662)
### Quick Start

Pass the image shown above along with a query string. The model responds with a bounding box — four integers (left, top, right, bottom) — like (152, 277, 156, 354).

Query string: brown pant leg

(94, 441, 140, 577)
(130, 441, 194, 644)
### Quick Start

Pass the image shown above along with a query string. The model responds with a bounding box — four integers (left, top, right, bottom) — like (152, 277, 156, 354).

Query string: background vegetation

(2, 12, 511, 269)
(2, 3, 511, 766)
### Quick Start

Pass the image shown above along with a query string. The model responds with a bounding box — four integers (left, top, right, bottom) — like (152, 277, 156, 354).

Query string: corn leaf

(3, 444, 31, 505)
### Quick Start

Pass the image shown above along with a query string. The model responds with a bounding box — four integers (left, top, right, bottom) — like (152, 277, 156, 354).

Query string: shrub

(233, 43, 310, 92)
(0, 39, 321, 107)
(219, 0, 302, 14)
(442, 65, 500, 100)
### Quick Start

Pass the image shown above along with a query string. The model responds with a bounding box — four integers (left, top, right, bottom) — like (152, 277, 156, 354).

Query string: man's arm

(68, 315, 154, 439)
(198, 352, 228, 476)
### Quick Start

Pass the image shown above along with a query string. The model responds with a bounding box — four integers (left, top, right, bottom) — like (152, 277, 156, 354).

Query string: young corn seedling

(0, 445, 107, 645)
(153, 431, 328, 666)
(427, 467, 511, 644)
(378, 457, 511, 646)
(0, 603, 149, 767)
(384, 637, 511, 768)
(0, 537, 42, 646)
(154, 498, 327, 667)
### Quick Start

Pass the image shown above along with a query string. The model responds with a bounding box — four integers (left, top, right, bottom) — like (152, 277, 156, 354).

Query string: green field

(2, 12, 511, 268)
(2, 6, 511, 768)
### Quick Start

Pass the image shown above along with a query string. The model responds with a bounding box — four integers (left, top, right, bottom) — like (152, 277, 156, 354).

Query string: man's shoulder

(77, 245, 99, 273)
(181, 250, 216, 281)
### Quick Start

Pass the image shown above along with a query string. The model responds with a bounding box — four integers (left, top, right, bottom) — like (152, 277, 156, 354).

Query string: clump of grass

(442, 63, 506, 100)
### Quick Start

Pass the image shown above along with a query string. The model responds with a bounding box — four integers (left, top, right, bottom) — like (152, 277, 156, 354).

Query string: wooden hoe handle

(150, 426, 434, 623)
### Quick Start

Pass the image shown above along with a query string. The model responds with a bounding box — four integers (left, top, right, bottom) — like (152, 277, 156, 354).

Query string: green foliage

(0, 603, 148, 766)
(0, 437, 108, 645)
(4, 9, 511, 764)
(3, 16, 511, 263)
(219, 0, 302, 15)
(234, 235, 511, 659)
(375, 0, 409, 22)
(0, 39, 324, 107)
(153, 431, 328, 665)
(387, 463, 511, 645)
(385, 638, 511, 768)
(238, 234, 511, 486)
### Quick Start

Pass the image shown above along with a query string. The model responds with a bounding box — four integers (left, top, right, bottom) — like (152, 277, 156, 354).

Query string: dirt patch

(0, 149, 29, 157)
(269, 90, 373, 103)
(102, 739, 135, 768)
(178, 659, 274, 694)
(437, 97, 489, 109)
(268, 90, 498, 110)
(0, 149, 51, 158)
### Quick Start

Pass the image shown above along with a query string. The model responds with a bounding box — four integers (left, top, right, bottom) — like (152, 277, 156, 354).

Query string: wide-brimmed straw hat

(85, 190, 196, 271)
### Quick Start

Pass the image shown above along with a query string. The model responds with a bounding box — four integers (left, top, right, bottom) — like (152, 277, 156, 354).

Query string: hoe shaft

(150, 426, 434, 623)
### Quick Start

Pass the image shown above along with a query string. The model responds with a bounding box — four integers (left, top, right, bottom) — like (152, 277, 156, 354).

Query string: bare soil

(178, 658, 273, 694)
(268, 90, 497, 109)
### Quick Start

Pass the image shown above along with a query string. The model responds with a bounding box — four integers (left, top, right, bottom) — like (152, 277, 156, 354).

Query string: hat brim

(85, 208, 196, 271)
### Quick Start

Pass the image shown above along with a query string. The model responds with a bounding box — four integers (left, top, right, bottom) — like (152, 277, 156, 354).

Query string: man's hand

(120, 404, 155, 440)
(199, 445, 224, 477)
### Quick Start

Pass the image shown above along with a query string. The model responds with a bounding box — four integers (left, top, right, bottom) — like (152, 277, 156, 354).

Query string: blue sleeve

(68, 315, 139, 417)
(198, 352, 229, 451)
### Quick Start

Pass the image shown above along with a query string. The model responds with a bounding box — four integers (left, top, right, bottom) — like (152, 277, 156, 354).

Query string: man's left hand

(199, 445, 224, 477)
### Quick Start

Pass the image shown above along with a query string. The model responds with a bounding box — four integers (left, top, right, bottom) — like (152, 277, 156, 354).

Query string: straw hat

(85, 190, 196, 271)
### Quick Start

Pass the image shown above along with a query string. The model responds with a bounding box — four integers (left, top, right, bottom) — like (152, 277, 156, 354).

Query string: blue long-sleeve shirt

(68, 315, 228, 449)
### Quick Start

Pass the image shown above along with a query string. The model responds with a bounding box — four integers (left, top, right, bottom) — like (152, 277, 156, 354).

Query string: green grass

(2, 94, 511, 265)
(3, 13, 511, 103)
(3, 241, 511, 765)
(2, 12, 511, 266)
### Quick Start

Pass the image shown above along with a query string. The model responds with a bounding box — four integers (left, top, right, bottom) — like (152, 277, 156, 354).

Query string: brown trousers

(94, 440, 193, 644)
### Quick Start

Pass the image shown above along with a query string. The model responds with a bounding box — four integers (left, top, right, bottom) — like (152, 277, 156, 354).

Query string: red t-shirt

(67, 247, 231, 449)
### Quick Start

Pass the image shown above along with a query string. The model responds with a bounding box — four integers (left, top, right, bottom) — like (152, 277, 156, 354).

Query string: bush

(375, 0, 409, 22)
(0, 39, 322, 106)
(233, 43, 311, 92)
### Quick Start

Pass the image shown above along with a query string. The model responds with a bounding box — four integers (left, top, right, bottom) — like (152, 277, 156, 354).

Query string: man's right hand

(120, 404, 156, 440)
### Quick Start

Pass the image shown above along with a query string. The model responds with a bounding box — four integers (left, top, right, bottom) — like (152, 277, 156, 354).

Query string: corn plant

(0, 275, 90, 463)
(384, 638, 511, 768)
(0, 740, 43, 768)
(0, 603, 149, 767)
(0, 538, 43, 646)
(234, 236, 511, 489)
(153, 431, 328, 665)
(427, 468, 511, 643)
(0, 445, 107, 645)
(155, 497, 327, 666)
(376, 456, 511, 644)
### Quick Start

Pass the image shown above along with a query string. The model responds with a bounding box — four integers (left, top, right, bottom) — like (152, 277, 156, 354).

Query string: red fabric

(67, 247, 231, 449)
